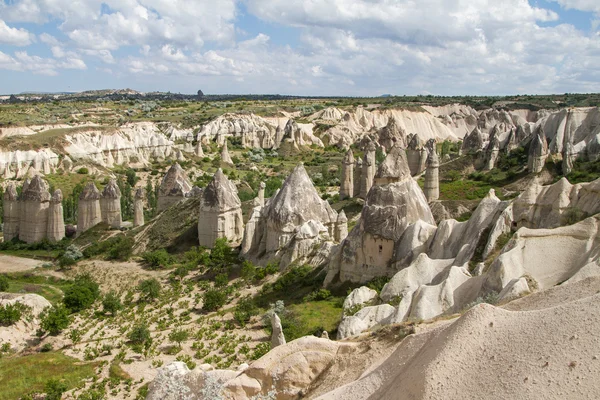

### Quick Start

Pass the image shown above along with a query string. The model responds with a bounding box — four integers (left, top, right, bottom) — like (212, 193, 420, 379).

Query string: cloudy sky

(0, 0, 599, 96)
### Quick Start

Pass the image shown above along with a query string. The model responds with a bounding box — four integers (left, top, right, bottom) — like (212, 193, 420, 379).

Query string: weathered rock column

(100, 179, 122, 228)
(270, 313, 286, 348)
(335, 210, 349, 242)
(407, 135, 424, 176)
(528, 127, 548, 174)
(424, 149, 440, 202)
(134, 188, 145, 227)
(195, 141, 204, 157)
(20, 175, 51, 244)
(77, 182, 102, 235)
(47, 189, 65, 242)
(340, 149, 354, 200)
(354, 158, 362, 197)
(157, 163, 193, 212)
(254, 181, 266, 207)
(360, 142, 377, 198)
(221, 141, 234, 165)
(3, 183, 20, 241)
(197, 169, 244, 248)
(484, 133, 501, 171)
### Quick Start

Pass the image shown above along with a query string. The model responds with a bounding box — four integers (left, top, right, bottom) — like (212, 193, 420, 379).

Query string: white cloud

(549, 0, 600, 14)
(0, 50, 87, 76)
(0, 20, 34, 46)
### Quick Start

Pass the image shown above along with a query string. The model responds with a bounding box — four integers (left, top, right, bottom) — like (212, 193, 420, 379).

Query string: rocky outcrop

(242, 164, 338, 268)
(423, 149, 439, 202)
(354, 158, 362, 197)
(359, 142, 377, 199)
(100, 179, 122, 228)
(194, 141, 204, 157)
(528, 126, 548, 173)
(270, 313, 286, 348)
(340, 149, 355, 199)
(19, 176, 51, 244)
(0, 293, 52, 351)
(335, 210, 349, 242)
(460, 127, 484, 155)
(483, 130, 501, 170)
(46, 190, 65, 242)
(406, 135, 427, 176)
(327, 147, 435, 284)
(134, 188, 145, 227)
(2, 183, 19, 241)
(77, 182, 102, 235)
(157, 163, 193, 212)
(197, 113, 279, 148)
(378, 117, 407, 151)
(220, 141, 234, 165)
(197, 169, 244, 248)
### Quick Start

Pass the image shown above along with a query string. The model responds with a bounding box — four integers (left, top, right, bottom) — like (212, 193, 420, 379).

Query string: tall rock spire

(77, 182, 102, 235)
(101, 179, 122, 228)
(47, 189, 65, 242)
(340, 149, 355, 200)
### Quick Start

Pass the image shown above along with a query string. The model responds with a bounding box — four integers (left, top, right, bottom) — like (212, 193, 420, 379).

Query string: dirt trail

(0, 254, 44, 273)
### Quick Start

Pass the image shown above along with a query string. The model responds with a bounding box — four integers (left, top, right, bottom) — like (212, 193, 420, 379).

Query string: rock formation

(377, 117, 406, 151)
(335, 210, 349, 242)
(220, 141, 234, 165)
(253, 182, 266, 207)
(461, 127, 484, 155)
(194, 141, 204, 157)
(359, 142, 377, 199)
(77, 182, 102, 235)
(242, 164, 338, 268)
(327, 147, 435, 284)
(19, 175, 51, 244)
(528, 126, 548, 174)
(483, 130, 501, 170)
(340, 149, 355, 199)
(100, 179, 122, 228)
(354, 157, 363, 197)
(46, 190, 65, 242)
(134, 188, 145, 227)
(406, 135, 427, 176)
(2, 183, 19, 241)
(157, 163, 193, 212)
(270, 313, 286, 348)
(424, 148, 439, 202)
(197, 169, 244, 248)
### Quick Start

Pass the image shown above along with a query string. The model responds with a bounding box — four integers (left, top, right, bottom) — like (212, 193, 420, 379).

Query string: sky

(0, 0, 599, 96)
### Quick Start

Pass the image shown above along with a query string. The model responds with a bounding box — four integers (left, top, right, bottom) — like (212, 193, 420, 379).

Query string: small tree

(0, 275, 9, 291)
(128, 323, 151, 346)
(45, 379, 68, 400)
(102, 291, 123, 315)
(202, 289, 226, 312)
(40, 305, 70, 335)
(63, 274, 100, 313)
(168, 328, 189, 348)
(138, 278, 161, 302)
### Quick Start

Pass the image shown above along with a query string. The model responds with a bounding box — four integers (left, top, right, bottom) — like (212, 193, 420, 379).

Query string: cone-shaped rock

(3, 183, 20, 241)
(359, 142, 377, 199)
(406, 135, 427, 176)
(134, 188, 145, 227)
(340, 149, 355, 199)
(354, 158, 362, 197)
(484, 131, 501, 171)
(157, 163, 192, 212)
(221, 141, 234, 165)
(195, 141, 204, 157)
(198, 169, 244, 248)
(100, 179, 122, 228)
(77, 182, 102, 235)
(20, 175, 51, 243)
(378, 117, 406, 151)
(374, 144, 412, 186)
(335, 210, 349, 242)
(47, 189, 65, 242)
(461, 127, 484, 155)
(265, 164, 338, 253)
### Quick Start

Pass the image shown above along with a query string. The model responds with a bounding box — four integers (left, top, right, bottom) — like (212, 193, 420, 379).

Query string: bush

(202, 289, 227, 312)
(45, 379, 68, 400)
(58, 245, 83, 268)
(303, 289, 332, 302)
(128, 323, 151, 345)
(77, 167, 89, 174)
(234, 297, 258, 327)
(168, 328, 189, 347)
(63, 274, 100, 313)
(141, 249, 173, 269)
(138, 278, 161, 302)
(0, 303, 29, 325)
(83, 235, 133, 261)
(207, 238, 237, 272)
(240, 260, 256, 282)
(250, 342, 271, 360)
(0, 275, 9, 291)
(40, 305, 70, 335)
(102, 291, 123, 315)
(214, 273, 229, 287)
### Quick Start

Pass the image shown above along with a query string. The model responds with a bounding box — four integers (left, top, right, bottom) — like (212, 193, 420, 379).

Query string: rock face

(2, 183, 20, 241)
(359, 142, 377, 199)
(327, 147, 436, 284)
(157, 163, 192, 212)
(220, 141, 234, 165)
(354, 158, 363, 196)
(406, 134, 428, 176)
(0, 293, 52, 351)
(133, 188, 145, 227)
(270, 313, 286, 348)
(483, 130, 501, 170)
(460, 127, 484, 155)
(340, 149, 355, 199)
(528, 126, 548, 173)
(194, 141, 204, 157)
(77, 182, 102, 235)
(197, 169, 244, 248)
(335, 210, 349, 242)
(378, 117, 407, 151)
(100, 179, 122, 228)
(423, 149, 439, 202)
(46, 190, 65, 242)
(19, 176, 51, 244)
(242, 164, 339, 268)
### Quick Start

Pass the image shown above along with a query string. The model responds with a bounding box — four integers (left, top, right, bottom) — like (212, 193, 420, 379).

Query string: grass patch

(0, 352, 97, 400)
(3, 273, 70, 305)
(439, 179, 498, 201)
(109, 360, 132, 382)
(287, 298, 343, 339)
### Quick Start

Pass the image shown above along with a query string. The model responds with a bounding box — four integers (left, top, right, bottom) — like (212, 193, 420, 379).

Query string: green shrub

(366, 276, 390, 293)
(83, 235, 133, 261)
(0, 275, 9, 291)
(303, 289, 332, 302)
(234, 297, 258, 327)
(250, 342, 271, 360)
(44, 379, 68, 400)
(77, 167, 89, 174)
(128, 323, 151, 345)
(202, 289, 227, 311)
(40, 305, 70, 335)
(168, 328, 189, 347)
(214, 273, 229, 287)
(63, 274, 100, 313)
(0, 303, 29, 325)
(102, 291, 123, 315)
(141, 249, 173, 269)
(138, 278, 161, 302)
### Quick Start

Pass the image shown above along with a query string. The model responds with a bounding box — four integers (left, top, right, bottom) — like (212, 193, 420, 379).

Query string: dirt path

(0, 254, 44, 273)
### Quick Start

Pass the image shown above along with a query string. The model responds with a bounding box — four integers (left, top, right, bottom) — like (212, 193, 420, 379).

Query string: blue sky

(1, 0, 599, 96)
